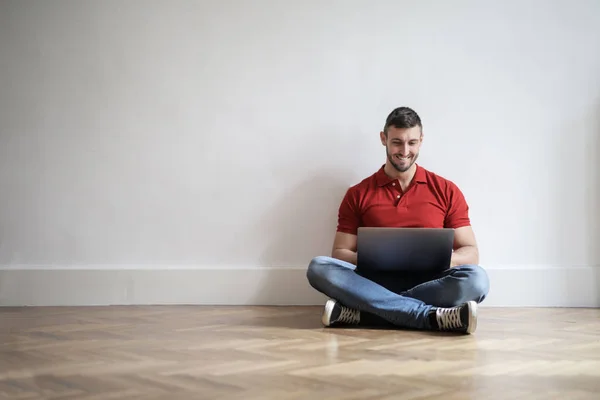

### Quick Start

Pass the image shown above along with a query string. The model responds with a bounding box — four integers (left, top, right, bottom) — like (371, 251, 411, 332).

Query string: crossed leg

(306, 256, 490, 331)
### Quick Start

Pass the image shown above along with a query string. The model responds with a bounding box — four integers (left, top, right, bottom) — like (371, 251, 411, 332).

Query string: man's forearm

(332, 249, 357, 265)
(450, 246, 479, 267)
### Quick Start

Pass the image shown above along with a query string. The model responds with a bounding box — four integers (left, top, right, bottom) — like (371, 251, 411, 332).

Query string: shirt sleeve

(444, 183, 471, 229)
(336, 187, 361, 235)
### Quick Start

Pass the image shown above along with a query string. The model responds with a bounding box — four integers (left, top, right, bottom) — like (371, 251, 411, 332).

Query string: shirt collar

(375, 163, 427, 187)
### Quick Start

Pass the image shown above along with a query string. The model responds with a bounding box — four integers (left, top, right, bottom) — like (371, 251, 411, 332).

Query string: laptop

(356, 227, 455, 272)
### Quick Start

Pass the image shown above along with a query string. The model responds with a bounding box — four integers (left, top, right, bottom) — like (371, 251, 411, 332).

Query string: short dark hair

(383, 106, 422, 135)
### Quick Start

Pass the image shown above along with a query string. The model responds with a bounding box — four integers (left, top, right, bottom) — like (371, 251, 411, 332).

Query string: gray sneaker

(432, 301, 478, 334)
(321, 298, 360, 326)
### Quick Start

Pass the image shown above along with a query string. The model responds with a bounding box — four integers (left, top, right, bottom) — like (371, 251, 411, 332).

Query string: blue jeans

(306, 256, 490, 330)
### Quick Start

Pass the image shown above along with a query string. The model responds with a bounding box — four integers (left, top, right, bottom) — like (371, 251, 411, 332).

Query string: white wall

(1, 0, 599, 306)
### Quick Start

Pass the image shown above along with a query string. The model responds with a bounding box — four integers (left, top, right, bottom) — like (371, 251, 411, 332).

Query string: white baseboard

(0, 265, 598, 307)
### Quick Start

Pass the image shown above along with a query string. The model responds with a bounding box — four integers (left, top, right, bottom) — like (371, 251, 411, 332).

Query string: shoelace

(436, 307, 462, 330)
(338, 306, 360, 324)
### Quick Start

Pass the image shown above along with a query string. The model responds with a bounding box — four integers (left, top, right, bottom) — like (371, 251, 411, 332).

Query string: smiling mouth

(395, 155, 410, 161)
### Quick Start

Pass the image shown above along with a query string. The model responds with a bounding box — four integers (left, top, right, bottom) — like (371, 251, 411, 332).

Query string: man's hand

(449, 226, 479, 267)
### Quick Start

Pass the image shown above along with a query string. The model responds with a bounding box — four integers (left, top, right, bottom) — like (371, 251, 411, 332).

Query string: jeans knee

(459, 264, 490, 303)
(307, 256, 357, 296)
(306, 256, 333, 288)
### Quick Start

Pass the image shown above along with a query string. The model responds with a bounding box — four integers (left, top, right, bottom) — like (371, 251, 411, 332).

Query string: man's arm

(332, 186, 360, 265)
(331, 231, 358, 265)
(450, 225, 479, 267)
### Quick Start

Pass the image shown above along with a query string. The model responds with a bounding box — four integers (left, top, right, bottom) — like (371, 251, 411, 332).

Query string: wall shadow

(553, 100, 600, 307)
(593, 103, 600, 307)
(577, 100, 600, 307)
(251, 168, 351, 307)
(258, 170, 349, 266)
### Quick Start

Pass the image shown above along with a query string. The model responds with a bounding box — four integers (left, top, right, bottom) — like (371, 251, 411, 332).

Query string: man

(306, 107, 489, 334)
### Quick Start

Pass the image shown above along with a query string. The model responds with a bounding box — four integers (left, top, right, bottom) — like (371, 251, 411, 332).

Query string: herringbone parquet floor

(1, 306, 599, 399)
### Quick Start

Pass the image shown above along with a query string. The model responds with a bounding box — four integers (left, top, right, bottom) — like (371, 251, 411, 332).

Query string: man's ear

(379, 131, 386, 146)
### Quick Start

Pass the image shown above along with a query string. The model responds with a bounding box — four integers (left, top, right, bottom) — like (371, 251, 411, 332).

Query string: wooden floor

(1, 306, 599, 399)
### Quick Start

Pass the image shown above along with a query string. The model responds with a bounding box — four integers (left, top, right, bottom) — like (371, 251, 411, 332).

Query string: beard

(387, 147, 419, 172)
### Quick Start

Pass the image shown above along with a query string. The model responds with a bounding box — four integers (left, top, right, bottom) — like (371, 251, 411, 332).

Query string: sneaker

(321, 298, 360, 327)
(431, 301, 477, 334)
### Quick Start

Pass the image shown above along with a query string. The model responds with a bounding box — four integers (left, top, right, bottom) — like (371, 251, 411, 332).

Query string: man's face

(380, 126, 423, 172)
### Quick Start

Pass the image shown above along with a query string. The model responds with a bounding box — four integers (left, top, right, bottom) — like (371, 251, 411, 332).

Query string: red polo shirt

(337, 164, 471, 235)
